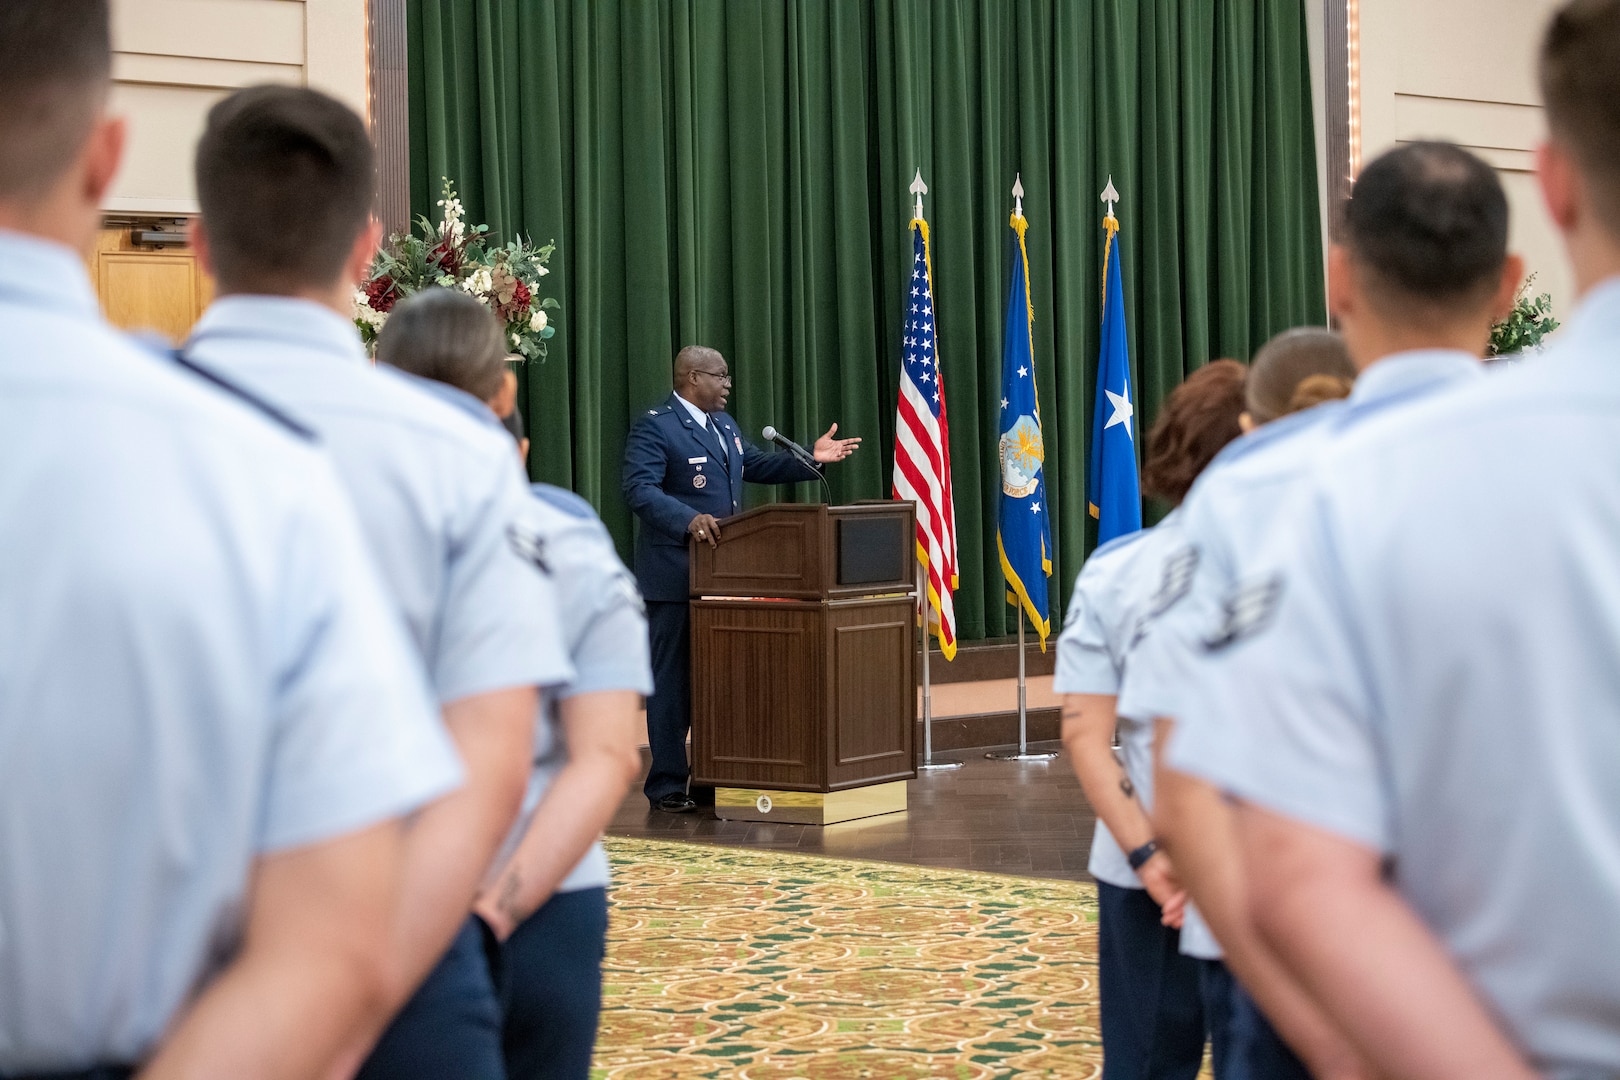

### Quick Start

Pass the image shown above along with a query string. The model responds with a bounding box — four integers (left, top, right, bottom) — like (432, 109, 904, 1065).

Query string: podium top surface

(690, 502, 917, 600)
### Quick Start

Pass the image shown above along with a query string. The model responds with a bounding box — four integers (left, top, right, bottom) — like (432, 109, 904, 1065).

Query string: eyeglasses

(694, 369, 733, 386)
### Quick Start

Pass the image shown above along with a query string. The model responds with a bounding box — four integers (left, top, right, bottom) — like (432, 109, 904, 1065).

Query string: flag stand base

(983, 617, 1058, 763)
(918, 758, 965, 771)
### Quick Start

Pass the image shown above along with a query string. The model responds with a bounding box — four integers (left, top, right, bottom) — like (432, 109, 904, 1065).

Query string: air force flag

(1088, 184, 1142, 545)
(997, 195, 1053, 647)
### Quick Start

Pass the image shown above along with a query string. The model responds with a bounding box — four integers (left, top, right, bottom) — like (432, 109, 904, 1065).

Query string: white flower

(510, 333, 520, 347)
(528, 309, 547, 332)
(535, 264, 549, 277)
(460, 268, 493, 296)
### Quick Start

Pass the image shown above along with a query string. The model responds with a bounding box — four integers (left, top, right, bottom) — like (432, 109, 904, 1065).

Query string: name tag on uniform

(688, 456, 708, 464)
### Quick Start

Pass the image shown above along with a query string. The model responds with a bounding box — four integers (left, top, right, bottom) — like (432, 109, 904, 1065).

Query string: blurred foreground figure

(1172, 3, 1620, 1078)
(379, 289, 652, 1079)
(0, 3, 458, 1078)
(185, 88, 574, 1080)
(1134, 140, 1521, 1080)
(1055, 359, 1248, 1080)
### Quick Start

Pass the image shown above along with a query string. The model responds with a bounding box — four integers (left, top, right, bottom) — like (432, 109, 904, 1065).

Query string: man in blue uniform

(185, 87, 573, 1080)
(0, 4, 461, 1077)
(622, 346, 861, 812)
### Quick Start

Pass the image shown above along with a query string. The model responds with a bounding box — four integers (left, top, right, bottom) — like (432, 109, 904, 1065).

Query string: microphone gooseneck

(763, 424, 833, 503)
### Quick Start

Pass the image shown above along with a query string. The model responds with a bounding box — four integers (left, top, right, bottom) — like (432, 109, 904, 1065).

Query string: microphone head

(761, 425, 777, 441)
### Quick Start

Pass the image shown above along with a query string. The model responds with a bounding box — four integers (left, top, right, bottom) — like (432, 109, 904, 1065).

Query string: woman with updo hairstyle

(1052, 358, 1250, 1079)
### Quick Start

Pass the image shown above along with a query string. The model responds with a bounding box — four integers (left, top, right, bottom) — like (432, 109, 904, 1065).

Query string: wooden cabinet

(89, 223, 212, 343)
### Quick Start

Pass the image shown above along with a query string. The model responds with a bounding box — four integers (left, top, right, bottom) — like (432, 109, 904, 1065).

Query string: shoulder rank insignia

(506, 522, 552, 575)
(1147, 546, 1199, 620)
(1203, 575, 1284, 652)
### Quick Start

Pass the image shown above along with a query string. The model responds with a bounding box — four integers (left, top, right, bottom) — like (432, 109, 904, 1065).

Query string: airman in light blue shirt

(1054, 519, 1188, 892)
(185, 83, 573, 1080)
(0, 229, 459, 1073)
(1187, 280, 1620, 1080)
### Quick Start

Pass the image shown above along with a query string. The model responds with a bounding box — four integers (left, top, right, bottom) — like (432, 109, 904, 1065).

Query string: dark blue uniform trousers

(1230, 980, 1314, 1080)
(1096, 880, 1212, 1080)
(498, 887, 609, 1080)
(643, 600, 692, 803)
(357, 916, 506, 1080)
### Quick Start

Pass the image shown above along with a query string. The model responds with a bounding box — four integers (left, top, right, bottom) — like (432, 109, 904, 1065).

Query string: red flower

(364, 274, 398, 313)
(430, 237, 463, 276)
(508, 279, 532, 319)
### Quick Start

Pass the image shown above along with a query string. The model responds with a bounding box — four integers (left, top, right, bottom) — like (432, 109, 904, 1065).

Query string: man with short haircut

(1170, 3, 1620, 1076)
(0, 4, 460, 1078)
(1122, 141, 1523, 1080)
(622, 347, 860, 813)
(186, 86, 573, 1080)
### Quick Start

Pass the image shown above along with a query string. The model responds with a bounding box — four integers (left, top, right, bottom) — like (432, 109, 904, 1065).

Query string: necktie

(706, 416, 727, 460)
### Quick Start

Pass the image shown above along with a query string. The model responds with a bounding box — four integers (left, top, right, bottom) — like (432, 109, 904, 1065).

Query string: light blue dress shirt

(1177, 283, 1620, 1077)
(0, 231, 459, 1072)
(1120, 348, 1484, 960)
(185, 296, 573, 704)
(488, 485, 654, 895)
(1052, 514, 1186, 890)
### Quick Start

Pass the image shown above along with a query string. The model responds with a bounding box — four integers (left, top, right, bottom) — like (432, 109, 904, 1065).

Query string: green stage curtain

(406, 0, 1324, 643)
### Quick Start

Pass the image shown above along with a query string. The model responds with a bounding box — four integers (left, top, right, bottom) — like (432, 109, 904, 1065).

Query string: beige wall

(106, 0, 368, 215)
(1353, 0, 1571, 316)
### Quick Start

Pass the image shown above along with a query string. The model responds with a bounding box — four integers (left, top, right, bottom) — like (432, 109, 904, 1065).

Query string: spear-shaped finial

(1100, 176, 1120, 223)
(1012, 173, 1024, 219)
(911, 169, 928, 220)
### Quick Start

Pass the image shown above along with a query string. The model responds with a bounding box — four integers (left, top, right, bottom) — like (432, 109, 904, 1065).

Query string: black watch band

(1127, 840, 1159, 871)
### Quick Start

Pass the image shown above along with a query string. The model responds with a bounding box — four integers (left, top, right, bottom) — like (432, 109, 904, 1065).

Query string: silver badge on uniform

(506, 523, 551, 575)
(1203, 575, 1284, 652)
(693, 474, 708, 489)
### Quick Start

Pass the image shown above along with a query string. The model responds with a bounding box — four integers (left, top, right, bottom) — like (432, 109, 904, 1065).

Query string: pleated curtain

(406, 0, 1325, 642)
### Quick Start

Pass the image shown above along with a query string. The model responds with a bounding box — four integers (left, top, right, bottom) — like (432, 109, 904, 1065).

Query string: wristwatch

(1127, 840, 1159, 871)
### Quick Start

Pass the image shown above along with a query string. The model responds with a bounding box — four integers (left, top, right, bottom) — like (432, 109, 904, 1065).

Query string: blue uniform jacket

(622, 393, 820, 601)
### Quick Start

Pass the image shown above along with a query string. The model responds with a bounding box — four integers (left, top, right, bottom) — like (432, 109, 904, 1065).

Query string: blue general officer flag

(997, 207, 1053, 647)
(1088, 205, 1142, 544)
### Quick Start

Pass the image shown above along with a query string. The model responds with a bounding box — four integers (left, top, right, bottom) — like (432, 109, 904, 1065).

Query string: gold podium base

(714, 780, 908, 825)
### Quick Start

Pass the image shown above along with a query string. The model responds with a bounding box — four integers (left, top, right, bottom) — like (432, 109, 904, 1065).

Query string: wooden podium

(690, 502, 917, 825)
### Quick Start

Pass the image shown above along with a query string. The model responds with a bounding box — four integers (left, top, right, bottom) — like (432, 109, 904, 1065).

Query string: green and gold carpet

(594, 838, 1103, 1078)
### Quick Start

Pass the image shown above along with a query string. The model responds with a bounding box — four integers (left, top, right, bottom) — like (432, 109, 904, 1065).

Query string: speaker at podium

(689, 502, 917, 825)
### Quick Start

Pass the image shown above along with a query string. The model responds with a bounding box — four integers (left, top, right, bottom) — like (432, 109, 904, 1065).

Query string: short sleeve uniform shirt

(487, 484, 653, 894)
(1052, 514, 1188, 890)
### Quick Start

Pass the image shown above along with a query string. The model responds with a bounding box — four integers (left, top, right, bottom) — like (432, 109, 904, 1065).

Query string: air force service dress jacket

(622, 393, 821, 602)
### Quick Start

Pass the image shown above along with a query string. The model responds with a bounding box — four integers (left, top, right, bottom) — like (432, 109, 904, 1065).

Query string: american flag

(892, 219, 959, 661)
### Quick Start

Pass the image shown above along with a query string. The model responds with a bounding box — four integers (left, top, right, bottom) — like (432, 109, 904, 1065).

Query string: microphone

(763, 425, 833, 503)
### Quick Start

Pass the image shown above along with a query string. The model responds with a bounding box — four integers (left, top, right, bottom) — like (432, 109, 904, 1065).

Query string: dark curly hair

(1142, 359, 1248, 507)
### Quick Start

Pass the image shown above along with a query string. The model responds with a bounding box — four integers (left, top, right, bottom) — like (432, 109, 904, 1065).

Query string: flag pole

(985, 609, 1056, 762)
(917, 562, 962, 772)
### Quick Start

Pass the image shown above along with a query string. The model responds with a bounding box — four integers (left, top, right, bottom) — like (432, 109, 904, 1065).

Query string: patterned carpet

(594, 837, 1103, 1078)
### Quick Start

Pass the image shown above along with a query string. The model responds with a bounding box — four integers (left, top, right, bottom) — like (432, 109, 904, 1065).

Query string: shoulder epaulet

(530, 482, 600, 522)
(171, 351, 318, 442)
(1207, 401, 1343, 470)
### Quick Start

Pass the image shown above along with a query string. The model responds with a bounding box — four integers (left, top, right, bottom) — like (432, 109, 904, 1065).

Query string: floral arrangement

(1487, 273, 1559, 358)
(353, 179, 559, 360)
